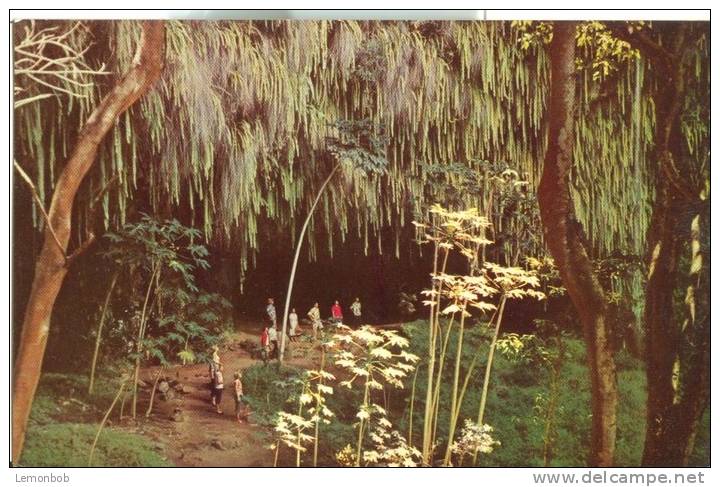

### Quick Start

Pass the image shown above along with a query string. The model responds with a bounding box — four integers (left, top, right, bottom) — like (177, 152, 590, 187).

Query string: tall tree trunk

(638, 23, 710, 466)
(537, 21, 618, 467)
(12, 21, 165, 464)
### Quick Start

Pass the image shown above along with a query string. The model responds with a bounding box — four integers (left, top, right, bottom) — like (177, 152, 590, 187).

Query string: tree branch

(13, 160, 66, 262)
(66, 232, 96, 266)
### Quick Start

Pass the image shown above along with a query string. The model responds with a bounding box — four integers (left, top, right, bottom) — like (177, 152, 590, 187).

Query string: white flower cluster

(450, 420, 500, 457)
(363, 423, 422, 467)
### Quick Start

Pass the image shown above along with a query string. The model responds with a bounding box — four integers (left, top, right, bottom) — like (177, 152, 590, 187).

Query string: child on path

(213, 364, 225, 414)
(233, 371, 249, 423)
(208, 348, 220, 405)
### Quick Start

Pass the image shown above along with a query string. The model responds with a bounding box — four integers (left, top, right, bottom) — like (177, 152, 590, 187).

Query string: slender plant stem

(313, 349, 326, 467)
(273, 440, 280, 467)
(119, 392, 127, 421)
(296, 397, 305, 467)
(430, 305, 456, 444)
(472, 295, 507, 465)
(423, 243, 450, 464)
(356, 374, 371, 467)
(452, 306, 501, 421)
(13, 161, 66, 261)
(421, 237, 440, 464)
(145, 367, 163, 417)
(88, 271, 119, 395)
(88, 377, 127, 466)
(407, 365, 419, 447)
(132, 265, 159, 419)
(443, 308, 467, 465)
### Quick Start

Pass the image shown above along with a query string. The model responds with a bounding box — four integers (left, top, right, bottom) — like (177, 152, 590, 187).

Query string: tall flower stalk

(414, 205, 544, 466)
(333, 325, 419, 466)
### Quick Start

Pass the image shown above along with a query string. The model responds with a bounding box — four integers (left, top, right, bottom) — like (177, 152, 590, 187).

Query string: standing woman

(289, 308, 299, 341)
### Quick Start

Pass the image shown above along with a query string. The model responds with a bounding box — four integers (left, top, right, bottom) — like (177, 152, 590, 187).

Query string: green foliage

(157, 289, 233, 365)
(352, 39, 386, 83)
(242, 363, 304, 425)
(575, 22, 641, 80)
(414, 166, 542, 266)
(688, 409, 710, 467)
(513, 21, 641, 80)
(15, 20, 686, 278)
(30, 372, 122, 423)
(22, 370, 169, 467)
(104, 214, 209, 293)
(20, 423, 169, 467)
(327, 119, 389, 175)
(102, 216, 230, 368)
(397, 319, 700, 467)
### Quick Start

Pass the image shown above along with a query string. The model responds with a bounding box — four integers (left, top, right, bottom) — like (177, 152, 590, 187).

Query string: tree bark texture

(537, 21, 618, 467)
(12, 21, 166, 464)
(638, 23, 710, 467)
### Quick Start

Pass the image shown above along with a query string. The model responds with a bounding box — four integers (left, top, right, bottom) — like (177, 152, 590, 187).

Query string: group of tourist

(203, 297, 365, 420)
(259, 297, 364, 360)
(207, 345, 249, 422)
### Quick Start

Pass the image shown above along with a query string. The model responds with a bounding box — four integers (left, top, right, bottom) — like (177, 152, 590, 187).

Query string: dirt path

(135, 330, 317, 467)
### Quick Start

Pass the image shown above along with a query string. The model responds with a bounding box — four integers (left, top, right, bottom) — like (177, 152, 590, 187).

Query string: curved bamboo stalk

(279, 163, 341, 363)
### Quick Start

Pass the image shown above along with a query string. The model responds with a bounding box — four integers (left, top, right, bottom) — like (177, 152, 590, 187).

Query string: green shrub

(29, 372, 126, 426)
(688, 409, 710, 467)
(395, 319, 697, 467)
(20, 423, 169, 467)
(242, 363, 303, 425)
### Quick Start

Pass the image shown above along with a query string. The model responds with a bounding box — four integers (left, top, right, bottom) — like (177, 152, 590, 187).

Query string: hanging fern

(13, 20, 709, 285)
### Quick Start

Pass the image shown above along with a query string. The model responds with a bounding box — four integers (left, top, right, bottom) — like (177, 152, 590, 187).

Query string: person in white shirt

(350, 297, 362, 326)
(289, 308, 299, 341)
(308, 302, 322, 339)
(266, 298, 277, 327)
(213, 364, 225, 414)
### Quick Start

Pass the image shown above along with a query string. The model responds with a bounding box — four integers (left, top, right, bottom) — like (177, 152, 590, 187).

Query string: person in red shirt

(331, 300, 343, 324)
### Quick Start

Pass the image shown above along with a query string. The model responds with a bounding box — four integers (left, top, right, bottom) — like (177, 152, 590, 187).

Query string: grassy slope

(243, 320, 710, 467)
(19, 372, 170, 467)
